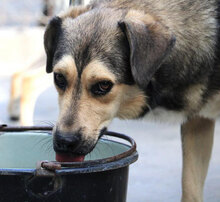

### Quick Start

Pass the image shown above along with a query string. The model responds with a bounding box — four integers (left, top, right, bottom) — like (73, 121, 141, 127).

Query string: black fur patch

(203, 1, 220, 101)
(44, 16, 62, 73)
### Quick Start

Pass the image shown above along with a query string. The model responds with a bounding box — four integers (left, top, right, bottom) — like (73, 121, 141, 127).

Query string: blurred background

(0, 0, 219, 201)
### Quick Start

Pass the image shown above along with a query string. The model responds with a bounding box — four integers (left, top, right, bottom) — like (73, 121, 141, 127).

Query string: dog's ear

(118, 11, 176, 89)
(44, 16, 62, 73)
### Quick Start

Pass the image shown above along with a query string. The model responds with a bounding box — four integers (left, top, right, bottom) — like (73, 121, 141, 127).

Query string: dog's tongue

(56, 153, 85, 162)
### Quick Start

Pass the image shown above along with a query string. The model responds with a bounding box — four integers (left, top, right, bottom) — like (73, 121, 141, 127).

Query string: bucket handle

(38, 131, 137, 172)
(0, 125, 137, 174)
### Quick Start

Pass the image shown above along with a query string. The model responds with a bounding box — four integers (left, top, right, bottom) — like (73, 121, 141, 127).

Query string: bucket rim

(0, 125, 138, 175)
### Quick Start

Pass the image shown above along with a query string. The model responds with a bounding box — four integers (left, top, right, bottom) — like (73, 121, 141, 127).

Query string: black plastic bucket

(0, 126, 138, 202)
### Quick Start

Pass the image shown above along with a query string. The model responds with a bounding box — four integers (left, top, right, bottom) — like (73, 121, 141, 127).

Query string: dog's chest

(144, 92, 220, 123)
(144, 107, 186, 123)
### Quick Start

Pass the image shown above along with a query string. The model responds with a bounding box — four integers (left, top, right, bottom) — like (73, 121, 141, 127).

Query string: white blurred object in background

(0, 0, 88, 125)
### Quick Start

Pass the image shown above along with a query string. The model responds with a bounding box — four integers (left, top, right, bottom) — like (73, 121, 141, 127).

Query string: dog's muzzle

(53, 127, 107, 156)
(53, 129, 83, 154)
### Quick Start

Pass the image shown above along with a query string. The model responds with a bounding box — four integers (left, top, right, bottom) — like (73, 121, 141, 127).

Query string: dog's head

(44, 7, 175, 156)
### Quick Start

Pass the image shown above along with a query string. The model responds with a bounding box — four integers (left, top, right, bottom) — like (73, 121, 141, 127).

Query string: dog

(44, 0, 220, 201)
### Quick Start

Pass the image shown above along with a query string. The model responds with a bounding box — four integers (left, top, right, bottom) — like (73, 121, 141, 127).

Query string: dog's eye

(54, 73, 67, 90)
(91, 81, 113, 96)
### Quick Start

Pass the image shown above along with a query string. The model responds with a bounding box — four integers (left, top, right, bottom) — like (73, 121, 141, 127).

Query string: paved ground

(1, 75, 220, 202)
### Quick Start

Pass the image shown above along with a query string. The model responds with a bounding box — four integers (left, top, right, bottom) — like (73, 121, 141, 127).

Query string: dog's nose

(53, 130, 82, 154)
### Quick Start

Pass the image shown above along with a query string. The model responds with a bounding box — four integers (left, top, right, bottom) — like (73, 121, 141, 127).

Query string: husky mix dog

(44, 0, 220, 201)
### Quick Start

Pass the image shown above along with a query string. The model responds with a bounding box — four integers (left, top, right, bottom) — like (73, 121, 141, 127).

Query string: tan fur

(117, 85, 147, 119)
(53, 55, 78, 132)
(125, 10, 173, 41)
(200, 93, 220, 119)
(57, 88, 75, 132)
(57, 59, 146, 137)
(181, 117, 215, 202)
(53, 55, 78, 93)
(185, 84, 205, 115)
(53, 55, 77, 80)
(82, 60, 116, 85)
(59, 5, 91, 19)
(125, 10, 157, 25)
(57, 59, 118, 138)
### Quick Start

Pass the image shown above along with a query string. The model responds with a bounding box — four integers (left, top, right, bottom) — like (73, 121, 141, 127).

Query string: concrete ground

(1, 75, 220, 202)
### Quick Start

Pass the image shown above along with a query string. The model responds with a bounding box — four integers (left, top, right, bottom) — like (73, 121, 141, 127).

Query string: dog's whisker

(32, 136, 51, 146)
(41, 140, 53, 154)
(34, 120, 56, 127)
(103, 141, 115, 157)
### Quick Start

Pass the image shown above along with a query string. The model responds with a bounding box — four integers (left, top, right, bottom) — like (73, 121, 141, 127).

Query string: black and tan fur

(44, 0, 220, 201)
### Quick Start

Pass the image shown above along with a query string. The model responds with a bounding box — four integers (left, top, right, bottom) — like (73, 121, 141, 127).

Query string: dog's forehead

(61, 9, 121, 50)
(54, 55, 115, 80)
(62, 8, 121, 37)
(54, 9, 133, 84)
(58, 10, 121, 70)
